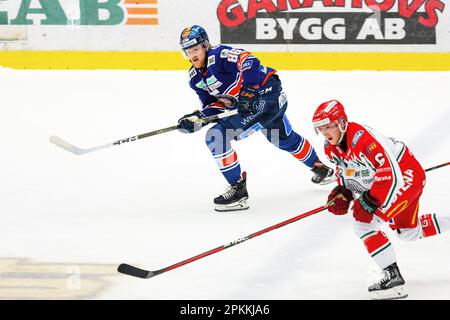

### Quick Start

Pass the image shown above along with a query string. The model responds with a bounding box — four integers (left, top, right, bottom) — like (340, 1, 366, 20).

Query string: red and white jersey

(324, 122, 425, 213)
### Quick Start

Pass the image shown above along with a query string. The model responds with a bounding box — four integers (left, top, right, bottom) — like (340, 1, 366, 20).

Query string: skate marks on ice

(0, 258, 117, 299)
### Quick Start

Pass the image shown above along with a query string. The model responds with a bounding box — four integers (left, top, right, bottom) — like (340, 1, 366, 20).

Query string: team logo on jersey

(352, 130, 364, 147)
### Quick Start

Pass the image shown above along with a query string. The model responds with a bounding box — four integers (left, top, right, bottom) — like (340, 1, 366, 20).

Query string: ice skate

(368, 263, 407, 300)
(214, 172, 249, 212)
(311, 160, 335, 185)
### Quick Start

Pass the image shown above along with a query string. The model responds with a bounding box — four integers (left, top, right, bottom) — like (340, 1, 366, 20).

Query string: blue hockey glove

(177, 110, 207, 134)
(237, 86, 260, 117)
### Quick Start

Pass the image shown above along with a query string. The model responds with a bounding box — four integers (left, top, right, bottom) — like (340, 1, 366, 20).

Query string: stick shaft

(51, 110, 238, 155)
(425, 162, 450, 172)
(118, 205, 327, 278)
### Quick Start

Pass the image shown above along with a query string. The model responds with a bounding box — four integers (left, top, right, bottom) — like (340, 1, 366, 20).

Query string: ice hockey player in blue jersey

(177, 25, 334, 212)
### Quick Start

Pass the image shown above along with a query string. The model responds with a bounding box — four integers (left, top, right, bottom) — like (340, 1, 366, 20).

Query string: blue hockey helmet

(179, 25, 209, 52)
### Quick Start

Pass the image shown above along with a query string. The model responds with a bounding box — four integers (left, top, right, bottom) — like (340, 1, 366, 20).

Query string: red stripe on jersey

(227, 73, 244, 96)
(261, 70, 277, 87)
(363, 231, 390, 255)
(238, 51, 252, 70)
(292, 140, 312, 161)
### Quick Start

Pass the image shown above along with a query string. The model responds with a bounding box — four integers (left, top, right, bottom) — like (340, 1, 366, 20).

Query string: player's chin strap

(336, 121, 348, 145)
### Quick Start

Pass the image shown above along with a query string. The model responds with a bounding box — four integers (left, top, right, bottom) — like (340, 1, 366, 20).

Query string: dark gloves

(177, 110, 208, 134)
(353, 191, 379, 223)
(237, 86, 260, 117)
(327, 185, 354, 215)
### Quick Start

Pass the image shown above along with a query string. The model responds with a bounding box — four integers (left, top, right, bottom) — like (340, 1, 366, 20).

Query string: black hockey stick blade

(117, 263, 157, 279)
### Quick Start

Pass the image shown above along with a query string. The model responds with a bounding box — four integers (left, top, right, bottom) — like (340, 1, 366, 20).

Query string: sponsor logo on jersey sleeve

(367, 142, 378, 154)
(241, 59, 254, 72)
(352, 130, 364, 147)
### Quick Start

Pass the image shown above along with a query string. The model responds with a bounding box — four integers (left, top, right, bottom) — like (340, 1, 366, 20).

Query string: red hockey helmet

(312, 100, 348, 134)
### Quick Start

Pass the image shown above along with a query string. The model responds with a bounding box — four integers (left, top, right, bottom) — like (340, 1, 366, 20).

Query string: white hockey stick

(50, 109, 238, 155)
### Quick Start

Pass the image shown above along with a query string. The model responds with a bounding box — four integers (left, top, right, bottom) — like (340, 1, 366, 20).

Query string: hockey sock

(214, 148, 241, 185)
(361, 231, 397, 270)
(287, 134, 317, 168)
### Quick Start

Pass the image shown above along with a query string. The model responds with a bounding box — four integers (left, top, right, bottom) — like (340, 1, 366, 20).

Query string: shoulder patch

(207, 55, 215, 68)
(352, 130, 364, 147)
(189, 68, 197, 79)
(241, 59, 254, 72)
(220, 49, 230, 58)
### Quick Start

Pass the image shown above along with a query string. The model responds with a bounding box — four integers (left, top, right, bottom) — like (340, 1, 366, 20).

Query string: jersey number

(227, 49, 243, 63)
(375, 153, 385, 166)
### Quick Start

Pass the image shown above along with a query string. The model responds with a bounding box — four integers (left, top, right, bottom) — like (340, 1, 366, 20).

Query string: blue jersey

(188, 44, 277, 117)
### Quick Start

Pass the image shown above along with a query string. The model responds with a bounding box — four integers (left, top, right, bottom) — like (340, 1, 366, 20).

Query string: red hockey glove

(327, 186, 354, 215)
(352, 191, 379, 223)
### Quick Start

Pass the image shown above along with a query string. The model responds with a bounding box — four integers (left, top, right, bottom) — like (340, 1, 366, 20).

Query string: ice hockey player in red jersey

(312, 99, 450, 300)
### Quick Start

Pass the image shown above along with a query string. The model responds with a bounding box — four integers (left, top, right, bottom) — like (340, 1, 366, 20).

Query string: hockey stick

(49, 109, 238, 155)
(424, 162, 450, 172)
(117, 162, 449, 279)
(117, 204, 328, 279)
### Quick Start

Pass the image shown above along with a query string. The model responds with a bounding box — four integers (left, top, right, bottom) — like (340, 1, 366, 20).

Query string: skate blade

(214, 198, 249, 212)
(319, 175, 337, 186)
(369, 285, 408, 300)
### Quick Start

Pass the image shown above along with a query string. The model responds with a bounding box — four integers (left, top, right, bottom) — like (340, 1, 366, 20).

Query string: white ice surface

(0, 68, 449, 299)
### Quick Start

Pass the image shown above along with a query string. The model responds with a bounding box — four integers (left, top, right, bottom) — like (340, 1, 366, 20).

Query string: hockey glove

(177, 110, 208, 134)
(237, 86, 260, 117)
(352, 191, 379, 223)
(327, 185, 354, 215)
